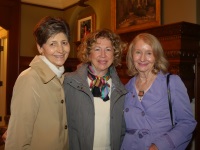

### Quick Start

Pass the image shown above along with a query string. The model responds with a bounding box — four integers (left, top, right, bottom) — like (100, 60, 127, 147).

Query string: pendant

(138, 90, 144, 97)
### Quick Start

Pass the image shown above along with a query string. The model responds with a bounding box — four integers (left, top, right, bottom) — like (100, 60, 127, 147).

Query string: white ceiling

(21, 0, 80, 9)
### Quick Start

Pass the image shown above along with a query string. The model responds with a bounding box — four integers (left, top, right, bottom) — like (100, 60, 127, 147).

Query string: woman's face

(132, 39, 155, 74)
(89, 37, 114, 77)
(37, 32, 70, 68)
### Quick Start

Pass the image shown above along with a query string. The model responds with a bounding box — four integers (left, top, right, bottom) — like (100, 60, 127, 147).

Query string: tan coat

(5, 56, 68, 150)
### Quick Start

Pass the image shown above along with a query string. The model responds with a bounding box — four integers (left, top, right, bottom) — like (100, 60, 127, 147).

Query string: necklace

(138, 90, 144, 97)
(138, 90, 144, 100)
(136, 73, 156, 100)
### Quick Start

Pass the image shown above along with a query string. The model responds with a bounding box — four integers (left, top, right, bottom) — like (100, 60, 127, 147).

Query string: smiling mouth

(98, 60, 107, 64)
(139, 62, 148, 65)
(54, 55, 64, 58)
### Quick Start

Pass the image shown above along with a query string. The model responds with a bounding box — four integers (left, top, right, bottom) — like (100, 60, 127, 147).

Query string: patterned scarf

(87, 64, 111, 101)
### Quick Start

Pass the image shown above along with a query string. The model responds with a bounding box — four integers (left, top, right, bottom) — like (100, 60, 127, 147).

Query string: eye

(135, 50, 141, 54)
(147, 51, 153, 55)
(94, 47, 100, 51)
(62, 41, 68, 45)
(105, 48, 112, 51)
(50, 42, 56, 46)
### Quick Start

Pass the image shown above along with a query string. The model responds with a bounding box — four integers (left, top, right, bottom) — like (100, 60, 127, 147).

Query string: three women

(4, 19, 196, 150)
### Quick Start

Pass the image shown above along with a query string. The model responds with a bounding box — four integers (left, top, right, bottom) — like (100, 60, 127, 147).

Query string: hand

(149, 143, 158, 150)
(2, 130, 7, 142)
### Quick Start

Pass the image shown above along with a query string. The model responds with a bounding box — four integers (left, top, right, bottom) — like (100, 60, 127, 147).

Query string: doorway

(0, 26, 8, 126)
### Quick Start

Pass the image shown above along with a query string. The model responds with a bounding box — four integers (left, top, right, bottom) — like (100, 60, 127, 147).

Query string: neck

(136, 73, 156, 92)
(89, 64, 109, 77)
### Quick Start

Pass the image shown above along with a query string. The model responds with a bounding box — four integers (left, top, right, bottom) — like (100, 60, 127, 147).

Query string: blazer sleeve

(154, 75, 197, 150)
(5, 73, 40, 150)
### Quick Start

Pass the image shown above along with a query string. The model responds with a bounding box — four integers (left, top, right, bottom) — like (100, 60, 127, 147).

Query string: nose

(100, 49, 106, 57)
(140, 53, 146, 61)
(57, 44, 64, 53)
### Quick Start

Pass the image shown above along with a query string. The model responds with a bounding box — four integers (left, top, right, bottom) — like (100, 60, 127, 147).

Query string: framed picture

(77, 14, 95, 41)
(111, 0, 161, 34)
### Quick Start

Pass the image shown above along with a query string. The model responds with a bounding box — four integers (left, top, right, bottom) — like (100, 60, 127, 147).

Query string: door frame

(0, 0, 20, 119)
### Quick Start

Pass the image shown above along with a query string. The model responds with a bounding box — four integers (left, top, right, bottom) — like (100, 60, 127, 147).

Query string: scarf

(87, 64, 111, 101)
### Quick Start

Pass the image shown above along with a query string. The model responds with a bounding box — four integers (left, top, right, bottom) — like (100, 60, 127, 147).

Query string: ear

(37, 44, 43, 54)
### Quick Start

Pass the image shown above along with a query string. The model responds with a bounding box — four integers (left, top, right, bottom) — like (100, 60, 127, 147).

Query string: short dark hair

(33, 16, 70, 47)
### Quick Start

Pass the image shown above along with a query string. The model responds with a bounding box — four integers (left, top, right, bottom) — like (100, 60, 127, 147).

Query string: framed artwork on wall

(111, 0, 161, 34)
(77, 14, 95, 41)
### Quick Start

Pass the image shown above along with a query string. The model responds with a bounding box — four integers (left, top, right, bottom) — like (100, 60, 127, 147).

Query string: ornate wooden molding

(165, 49, 199, 59)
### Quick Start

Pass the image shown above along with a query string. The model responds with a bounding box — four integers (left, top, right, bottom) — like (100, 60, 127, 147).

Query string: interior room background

(20, 0, 199, 58)
(0, 0, 199, 149)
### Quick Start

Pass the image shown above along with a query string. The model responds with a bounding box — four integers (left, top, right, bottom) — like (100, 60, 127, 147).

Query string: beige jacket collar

(29, 55, 64, 84)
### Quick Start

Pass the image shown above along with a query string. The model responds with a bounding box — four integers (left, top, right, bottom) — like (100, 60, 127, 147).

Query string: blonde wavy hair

(126, 33, 169, 76)
(77, 29, 127, 67)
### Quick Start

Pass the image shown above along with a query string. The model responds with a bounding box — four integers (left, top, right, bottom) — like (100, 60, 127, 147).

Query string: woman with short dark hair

(5, 16, 70, 150)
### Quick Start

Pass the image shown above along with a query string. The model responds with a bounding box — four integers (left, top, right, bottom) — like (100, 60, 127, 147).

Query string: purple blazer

(121, 72, 196, 150)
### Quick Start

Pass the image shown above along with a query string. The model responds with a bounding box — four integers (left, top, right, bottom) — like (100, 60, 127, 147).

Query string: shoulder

(156, 72, 183, 85)
(168, 73, 182, 80)
(64, 63, 86, 79)
(167, 74, 184, 85)
(125, 76, 135, 91)
(17, 67, 39, 82)
(110, 66, 126, 88)
(110, 67, 121, 82)
(167, 73, 187, 92)
(13, 68, 41, 92)
(64, 64, 88, 86)
(64, 71, 77, 78)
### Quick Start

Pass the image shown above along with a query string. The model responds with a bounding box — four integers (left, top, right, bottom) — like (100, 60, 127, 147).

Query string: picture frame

(77, 14, 95, 41)
(111, 0, 161, 34)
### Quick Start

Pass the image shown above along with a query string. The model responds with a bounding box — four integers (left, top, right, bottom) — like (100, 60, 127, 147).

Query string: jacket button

(61, 100, 64, 103)
(125, 108, 129, 112)
(65, 125, 68, 129)
(141, 111, 145, 116)
(139, 133, 143, 138)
